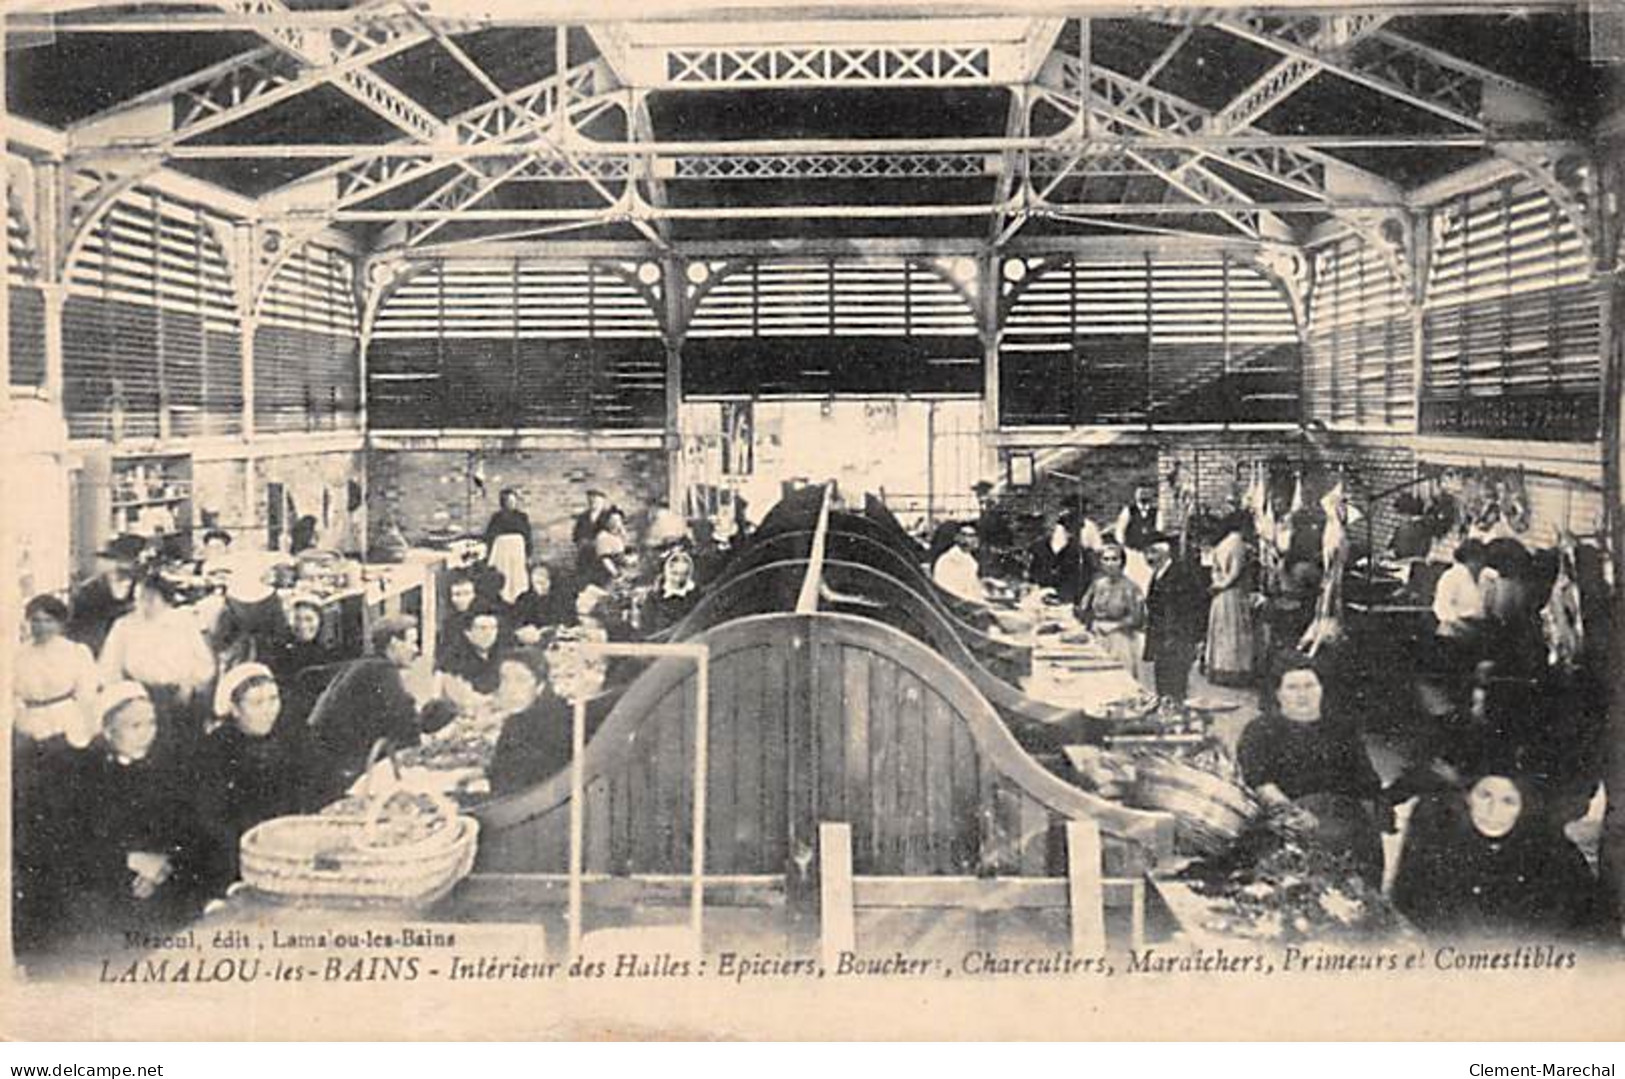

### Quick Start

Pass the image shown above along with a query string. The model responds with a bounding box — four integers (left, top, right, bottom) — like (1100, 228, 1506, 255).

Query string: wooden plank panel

(1018, 796, 1050, 877)
(630, 698, 658, 873)
(732, 644, 766, 872)
(610, 765, 632, 876)
(992, 768, 1025, 877)
(814, 635, 846, 825)
(896, 667, 928, 876)
(842, 647, 872, 874)
(652, 684, 678, 870)
(760, 637, 791, 873)
(819, 823, 856, 974)
(678, 680, 698, 871)
(922, 689, 955, 874)
(784, 620, 819, 942)
(705, 647, 737, 875)
(585, 777, 612, 874)
(1066, 820, 1106, 955)
(949, 717, 981, 875)
(867, 650, 899, 871)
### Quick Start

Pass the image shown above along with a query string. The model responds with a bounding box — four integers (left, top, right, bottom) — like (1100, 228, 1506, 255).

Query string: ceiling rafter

(65, 45, 280, 136)
(217, 0, 447, 142)
(1208, 14, 1390, 133)
(999, 19, 1222, 246)
(68, 24, 437, 154)
(1212, 13, 1562, 132)
(1034, 55, 1294, 240)
(384, 16, 664, 252)
(257, 60, 618, 215)
(1125, 148, 1262, 238)
(58, 12, 456, 282)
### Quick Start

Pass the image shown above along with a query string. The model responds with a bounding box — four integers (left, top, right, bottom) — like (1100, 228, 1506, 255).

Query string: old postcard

(2, 0, 1624, 1042)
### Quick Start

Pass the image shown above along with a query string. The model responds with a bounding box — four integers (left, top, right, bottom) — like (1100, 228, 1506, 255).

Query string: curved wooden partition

(473, 612, 1172, 881)
(731, 527, 1032, 680)
(650, 551, 1088, 753)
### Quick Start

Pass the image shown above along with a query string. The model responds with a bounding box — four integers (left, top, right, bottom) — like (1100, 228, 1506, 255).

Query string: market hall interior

(5, 0, 1625, 970)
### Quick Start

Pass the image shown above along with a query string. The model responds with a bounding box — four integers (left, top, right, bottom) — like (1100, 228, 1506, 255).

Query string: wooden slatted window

(683, 259, 980, 396)
(256, 243, 360, 433)
(1000, 254, 1300, 427)
(1305, 234, 1415, 432)
(63, 189, 242, 439)
(9, 196, 45, 390)
(368, 259, 665, 431)
(1420, 177, 1599, 440)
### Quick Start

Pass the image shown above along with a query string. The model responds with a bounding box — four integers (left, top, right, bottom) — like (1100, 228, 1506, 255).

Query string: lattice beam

(668, 152, 996, 180)
(659, 43, 994, 87)
(1034, 55, 1293, 240)
(220, 0, 449, 142)
(260, 60, 617, 212)
(1209, 14, 1390, 134)
(1213, 14, 1565, 133)
(70, 22, 439, 153)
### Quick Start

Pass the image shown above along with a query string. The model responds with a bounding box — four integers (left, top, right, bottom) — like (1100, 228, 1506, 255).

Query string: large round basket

(1130, 756, 1260, 857)
(239, 814, 479, 909)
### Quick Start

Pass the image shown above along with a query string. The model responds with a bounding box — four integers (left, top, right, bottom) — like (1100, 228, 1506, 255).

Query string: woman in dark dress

(190, 663, 308, 899)
(484, 488, 535, 606)
(1392, 772, 1609, 941)
(487, 651, 582, 796)
(60, 683, 205, 944)
(510, 563, 572, 646)
(639, 548, 700, 637)
(1237, 654, 1385, 884)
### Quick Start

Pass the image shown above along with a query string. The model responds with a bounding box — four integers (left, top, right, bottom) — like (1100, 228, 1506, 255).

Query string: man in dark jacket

(67, 535, 144, 654)
(1142, 534, 1208, 701)
(305, 616, 458, 805)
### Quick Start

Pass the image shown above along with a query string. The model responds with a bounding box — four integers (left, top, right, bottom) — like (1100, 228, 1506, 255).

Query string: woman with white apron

(484, 488, 535, 606)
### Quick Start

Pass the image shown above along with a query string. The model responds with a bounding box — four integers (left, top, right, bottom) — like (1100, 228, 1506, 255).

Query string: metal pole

(689, 650, 709, 941)
(568, 691, 587, 957)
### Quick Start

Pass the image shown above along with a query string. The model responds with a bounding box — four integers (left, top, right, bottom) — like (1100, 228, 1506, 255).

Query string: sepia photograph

(2, 0, 1624, 1043)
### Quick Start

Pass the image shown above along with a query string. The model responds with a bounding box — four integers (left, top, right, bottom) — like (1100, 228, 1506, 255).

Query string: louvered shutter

(369, 260, 666, 431)
(258, 243, 360, 433)
(1000, 254, 1299, 427)
(1420, 178, 1599, 440)
(62, 189, 241, 438)
(683, 259, 980, 397)
(1305, 234, 1415, 432)
(8, 198, 46, 390)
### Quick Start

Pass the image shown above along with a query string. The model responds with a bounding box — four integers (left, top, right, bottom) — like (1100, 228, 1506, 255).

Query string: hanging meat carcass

(1541, 533, 1584, 671)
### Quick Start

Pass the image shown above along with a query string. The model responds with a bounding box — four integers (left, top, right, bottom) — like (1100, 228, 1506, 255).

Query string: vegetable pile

(1180, 816, 1402, 942)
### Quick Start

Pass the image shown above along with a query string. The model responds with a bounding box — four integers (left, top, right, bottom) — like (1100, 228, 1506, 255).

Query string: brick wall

(192, 449, 365, 553)
(1160, 432, 1415, 550)
(988, 432, 1421, 553)
(366, 443, 668, 562)
(995, 443, 1158, 541)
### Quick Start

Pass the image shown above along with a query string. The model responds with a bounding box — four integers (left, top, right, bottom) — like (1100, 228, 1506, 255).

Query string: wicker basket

(239, 744, 479, 908)
(240, 814, 478, 908)
(1131, 756, 1261, 857)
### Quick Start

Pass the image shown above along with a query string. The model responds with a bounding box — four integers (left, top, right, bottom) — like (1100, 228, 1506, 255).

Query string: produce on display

(1180, 819, 1403, 942)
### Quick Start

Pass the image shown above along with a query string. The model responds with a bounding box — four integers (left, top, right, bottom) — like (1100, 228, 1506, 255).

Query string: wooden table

(316, 549, 448, 658)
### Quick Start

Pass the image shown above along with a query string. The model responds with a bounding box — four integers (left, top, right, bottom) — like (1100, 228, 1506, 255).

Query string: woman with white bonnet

(190, 662, 305, 897)
(58, 682, 202, 940)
